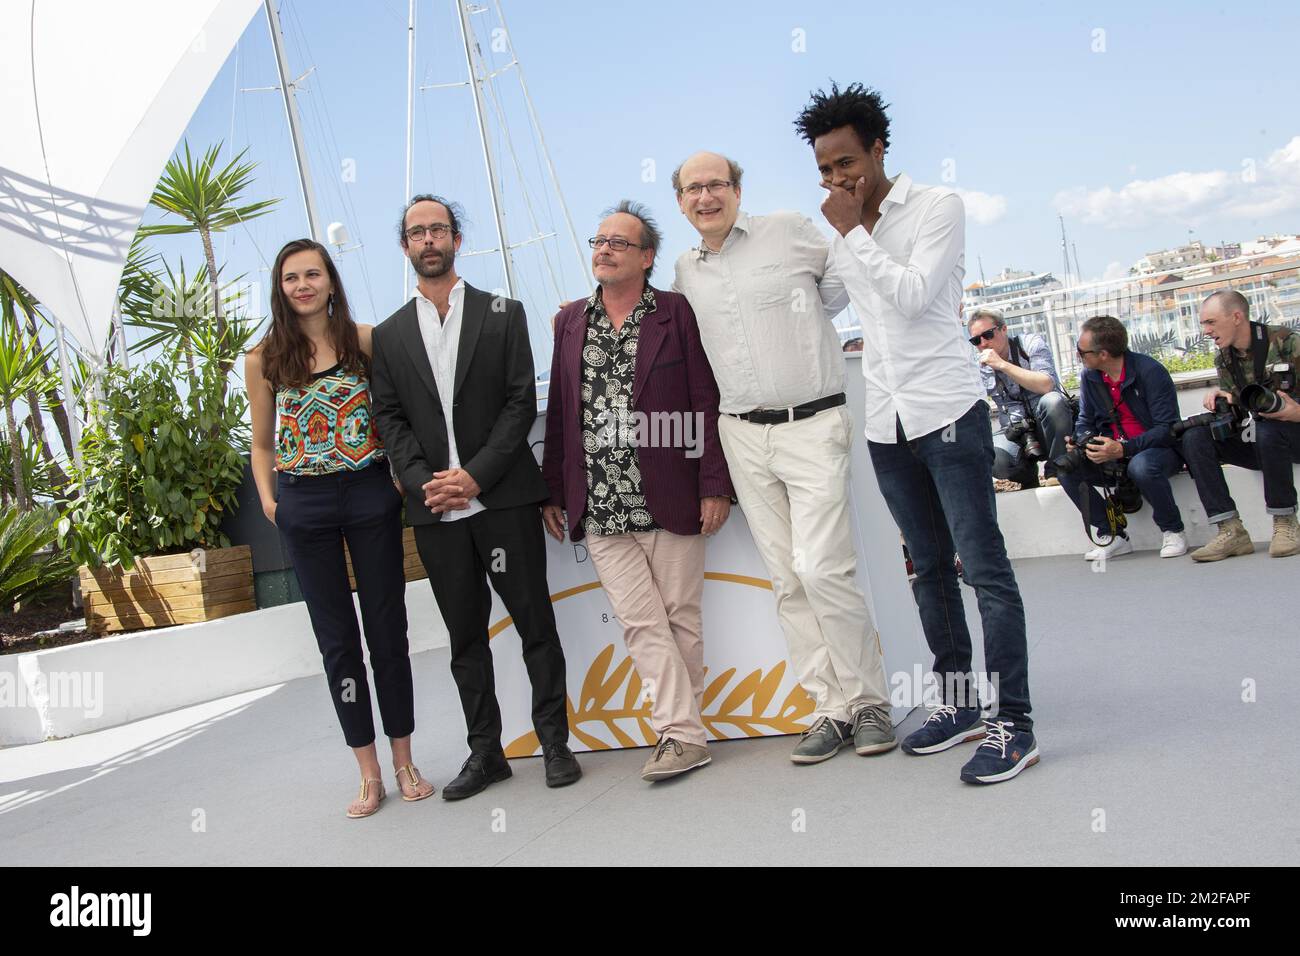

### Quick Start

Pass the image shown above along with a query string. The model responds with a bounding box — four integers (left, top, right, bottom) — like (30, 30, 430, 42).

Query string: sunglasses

(969, 328, 998, 347)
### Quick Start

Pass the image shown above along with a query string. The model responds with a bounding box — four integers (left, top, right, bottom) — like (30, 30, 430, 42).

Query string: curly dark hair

(793, 81, 891, 154)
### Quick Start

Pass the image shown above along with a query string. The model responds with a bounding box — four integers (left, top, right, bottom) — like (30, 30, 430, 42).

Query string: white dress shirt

(672, 210, 849, 414)
(413, 278, 484, 521)
(831, 173, 985, 443)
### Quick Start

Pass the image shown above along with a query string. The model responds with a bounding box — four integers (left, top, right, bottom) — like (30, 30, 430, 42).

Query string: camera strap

(1086, 373, 1124, 436)
(1226, 321, 1270, 391)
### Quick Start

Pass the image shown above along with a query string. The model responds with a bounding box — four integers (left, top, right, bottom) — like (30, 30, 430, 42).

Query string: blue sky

(155, 0, 1300, 352)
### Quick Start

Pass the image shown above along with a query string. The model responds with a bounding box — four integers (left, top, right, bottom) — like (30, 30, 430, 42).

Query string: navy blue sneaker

(901, 705, 985, 755)
(959, 719, 1039, 784)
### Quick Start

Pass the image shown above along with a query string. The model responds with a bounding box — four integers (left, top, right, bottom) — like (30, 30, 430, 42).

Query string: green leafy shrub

(57, 350, 249, 570)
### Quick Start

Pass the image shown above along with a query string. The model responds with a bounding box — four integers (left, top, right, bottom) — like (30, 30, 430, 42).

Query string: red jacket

(542, 287, 733, 541)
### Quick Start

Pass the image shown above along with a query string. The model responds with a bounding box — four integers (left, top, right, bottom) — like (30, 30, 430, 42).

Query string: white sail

(0, 0, 261, 355)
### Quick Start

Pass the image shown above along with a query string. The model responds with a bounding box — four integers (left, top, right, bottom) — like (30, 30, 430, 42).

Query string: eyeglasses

(405, 223, 453, 242)
(968, 328, 999, 347)
(1076, 346, 1100, 357)
(678, 180, 735, 197)
(588, 236, 646, 252)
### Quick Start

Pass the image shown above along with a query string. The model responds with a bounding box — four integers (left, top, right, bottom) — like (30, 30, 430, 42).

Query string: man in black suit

(370, 194, 580, 799)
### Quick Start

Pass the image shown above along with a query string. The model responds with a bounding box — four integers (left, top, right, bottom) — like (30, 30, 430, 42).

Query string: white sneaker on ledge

(1160, 530, 1188, 558)
(1083, 536, 1134, 561)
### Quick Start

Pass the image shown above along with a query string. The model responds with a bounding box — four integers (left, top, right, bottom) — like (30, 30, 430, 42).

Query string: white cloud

(954, 188, 1007, 226)
(1054, 136, 1300, 228)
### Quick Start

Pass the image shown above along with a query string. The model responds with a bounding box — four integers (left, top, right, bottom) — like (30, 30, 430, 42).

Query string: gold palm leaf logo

(505, 644, 815, 757)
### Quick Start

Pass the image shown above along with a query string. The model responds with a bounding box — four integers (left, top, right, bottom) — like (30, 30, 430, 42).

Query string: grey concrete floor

(2, 549, 1296, 866)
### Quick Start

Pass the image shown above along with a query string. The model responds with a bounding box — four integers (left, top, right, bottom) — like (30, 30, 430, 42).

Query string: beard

(411, 249, 453, 278)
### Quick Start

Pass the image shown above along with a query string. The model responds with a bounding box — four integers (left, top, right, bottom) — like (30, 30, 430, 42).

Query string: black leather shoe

(542, 742, 582, 788)
(442, 751, 512, 801)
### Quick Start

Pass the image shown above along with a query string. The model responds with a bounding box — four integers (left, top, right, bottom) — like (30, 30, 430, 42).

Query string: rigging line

(492, 0, 591, 291)
(222, 39, 242, 266)
(473, 18, 562, 308)
(27, 0, 95, 360)
(288, 0, 379, 319)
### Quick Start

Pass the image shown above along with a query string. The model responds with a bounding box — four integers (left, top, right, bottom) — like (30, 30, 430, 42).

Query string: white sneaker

(1160, 531, 1188, 558)
(1083, 536, 1134, 561)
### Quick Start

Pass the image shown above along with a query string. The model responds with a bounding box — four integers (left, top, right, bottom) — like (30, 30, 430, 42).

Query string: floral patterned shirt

(580, 285, 661, 537)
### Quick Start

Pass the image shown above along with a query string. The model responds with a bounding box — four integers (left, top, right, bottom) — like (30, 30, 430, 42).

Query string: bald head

(1200, 288, 1252, 350)
(674, 151, 744, 248)
(672, 151, 744, 192)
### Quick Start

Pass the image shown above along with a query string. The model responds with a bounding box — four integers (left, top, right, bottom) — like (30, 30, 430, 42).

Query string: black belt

(729, 392, 845, 425)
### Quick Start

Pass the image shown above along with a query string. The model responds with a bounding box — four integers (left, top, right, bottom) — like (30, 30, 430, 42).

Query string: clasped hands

(422, 468, 480, 513)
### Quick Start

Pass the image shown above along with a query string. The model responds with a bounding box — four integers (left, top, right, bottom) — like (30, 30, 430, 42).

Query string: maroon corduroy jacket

(542, 287, 733, 541)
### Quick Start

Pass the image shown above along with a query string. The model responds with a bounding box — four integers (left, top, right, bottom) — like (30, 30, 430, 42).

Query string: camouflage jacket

(1215, 323, 1300, 398)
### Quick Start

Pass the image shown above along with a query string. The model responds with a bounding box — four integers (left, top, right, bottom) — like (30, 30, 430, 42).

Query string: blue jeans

(867, 401, 1033, 731)
(1057, 446, 1186, 534)
(992, 391, 1075, 479)
(1180, 418, 1300, 522)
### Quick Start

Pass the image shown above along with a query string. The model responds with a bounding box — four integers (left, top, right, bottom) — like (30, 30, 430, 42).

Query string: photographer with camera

(1057, 315, 1188, 561)
(1180, 290, 1300, 561)
(968, 308, 1073, 489)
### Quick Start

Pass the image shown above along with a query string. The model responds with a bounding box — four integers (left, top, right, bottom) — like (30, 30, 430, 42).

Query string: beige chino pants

(717, 406, 890, 722)
(586, 529, 709, 746)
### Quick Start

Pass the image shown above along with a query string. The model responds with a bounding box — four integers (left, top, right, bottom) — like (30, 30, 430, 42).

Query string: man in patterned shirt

(1182, 290, 1300, 560)
(543, 201, 733, 781)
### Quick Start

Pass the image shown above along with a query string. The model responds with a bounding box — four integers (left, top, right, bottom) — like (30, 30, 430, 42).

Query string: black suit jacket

(370, 283, 548, 525)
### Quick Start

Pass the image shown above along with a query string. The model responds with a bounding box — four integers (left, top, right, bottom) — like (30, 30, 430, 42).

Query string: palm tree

(1, 271, 72, 491)
(140, 141, 279, 390)
(0, 322, 52, 511)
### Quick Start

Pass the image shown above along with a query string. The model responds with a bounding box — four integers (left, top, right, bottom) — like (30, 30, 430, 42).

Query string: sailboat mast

(264, 0, 322, 241)
(455, 0, 516, 298)
(404, 0, 416, 298)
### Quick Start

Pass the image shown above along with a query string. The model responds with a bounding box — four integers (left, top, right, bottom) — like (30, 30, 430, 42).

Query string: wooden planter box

(344, 528, 427, 590)
(80, 545, 255, 634)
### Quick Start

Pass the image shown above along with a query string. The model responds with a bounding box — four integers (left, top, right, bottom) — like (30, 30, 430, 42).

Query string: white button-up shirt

(413, 278, 484, 521)
(832, 173, 984, 443)
(672, 210, 849, 414)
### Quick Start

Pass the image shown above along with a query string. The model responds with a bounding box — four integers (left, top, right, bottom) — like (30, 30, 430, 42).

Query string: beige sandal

(395, 763, 436, 802)
(346, 777, 386, 818)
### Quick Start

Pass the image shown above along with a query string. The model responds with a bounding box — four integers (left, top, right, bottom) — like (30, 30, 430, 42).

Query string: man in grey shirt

(671, 150, 895, 766)
(967, 308, 1074, 485)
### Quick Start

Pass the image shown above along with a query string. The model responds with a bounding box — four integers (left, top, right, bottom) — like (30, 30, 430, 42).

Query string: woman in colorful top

(246, 238, 435, 817)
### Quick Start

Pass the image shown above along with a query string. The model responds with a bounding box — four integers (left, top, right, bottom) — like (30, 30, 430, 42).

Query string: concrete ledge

(1, 579, 447, 747)
(998, 465, 1296, 559)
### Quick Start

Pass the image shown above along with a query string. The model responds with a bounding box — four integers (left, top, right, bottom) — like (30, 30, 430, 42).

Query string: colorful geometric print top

(275, 363, 385, 475)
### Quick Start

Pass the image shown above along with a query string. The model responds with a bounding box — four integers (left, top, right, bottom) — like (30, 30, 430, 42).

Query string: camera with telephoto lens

(1003, 414, 1044, 460)
(1240, 366, 1298, 416)
(1170, 396, 1247, 442)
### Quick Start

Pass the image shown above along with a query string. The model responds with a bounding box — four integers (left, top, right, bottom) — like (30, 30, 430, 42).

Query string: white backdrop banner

(489, 358, 930, 757)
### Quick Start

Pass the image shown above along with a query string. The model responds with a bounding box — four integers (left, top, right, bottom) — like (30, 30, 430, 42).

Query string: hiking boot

(1269, 513, 1300, 558)
(850, 704, 898, 755)
(1190, 517, 1253, 562)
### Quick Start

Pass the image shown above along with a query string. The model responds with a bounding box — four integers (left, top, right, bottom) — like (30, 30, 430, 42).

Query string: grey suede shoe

(790, 715, 853, 764)
(850, 704, 898, 755)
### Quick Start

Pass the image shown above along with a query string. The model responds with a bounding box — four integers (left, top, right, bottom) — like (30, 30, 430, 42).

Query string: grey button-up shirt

(980, 332, 1061, 426)
(672, 210, 849, 414)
